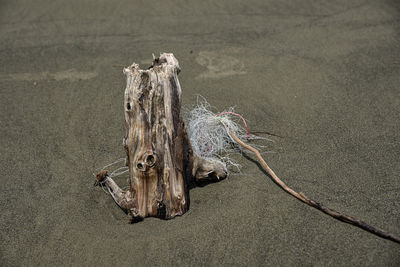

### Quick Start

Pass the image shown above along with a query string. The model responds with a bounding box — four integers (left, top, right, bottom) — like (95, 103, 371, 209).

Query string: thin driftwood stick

(229, 130, 400, 244)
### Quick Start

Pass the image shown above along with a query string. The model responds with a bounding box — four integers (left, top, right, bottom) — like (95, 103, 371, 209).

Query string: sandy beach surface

(1, 0, 399, 265)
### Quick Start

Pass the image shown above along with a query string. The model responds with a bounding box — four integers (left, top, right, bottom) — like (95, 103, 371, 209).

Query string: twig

(229, 130, 400, 244)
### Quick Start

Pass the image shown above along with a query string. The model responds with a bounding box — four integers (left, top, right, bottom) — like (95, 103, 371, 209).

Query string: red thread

(198, 111, 250, 156)
(215, 111, 250, 137)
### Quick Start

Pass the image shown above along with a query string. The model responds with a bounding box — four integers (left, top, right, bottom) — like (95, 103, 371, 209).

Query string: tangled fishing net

(186, 97, 261, 171)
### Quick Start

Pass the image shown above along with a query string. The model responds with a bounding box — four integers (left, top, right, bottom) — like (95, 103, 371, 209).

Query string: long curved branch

(229, 131, 400, 244)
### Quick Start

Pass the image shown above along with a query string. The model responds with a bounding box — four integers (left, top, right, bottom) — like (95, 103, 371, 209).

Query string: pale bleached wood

(96, 53, 226, 222)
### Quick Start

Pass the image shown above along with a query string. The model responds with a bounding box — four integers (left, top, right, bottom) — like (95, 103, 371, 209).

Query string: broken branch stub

(96, 53, 227, 222)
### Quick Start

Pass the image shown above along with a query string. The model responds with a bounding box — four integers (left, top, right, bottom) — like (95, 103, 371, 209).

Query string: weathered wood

(96, 53, 227, 222)
(229, 130, 400, 244)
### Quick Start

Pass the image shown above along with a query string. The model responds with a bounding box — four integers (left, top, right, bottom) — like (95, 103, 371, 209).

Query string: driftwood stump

(96, 53, 227, 222)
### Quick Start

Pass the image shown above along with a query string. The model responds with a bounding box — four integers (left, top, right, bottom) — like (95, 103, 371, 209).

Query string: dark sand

(1, 0, 399, 265)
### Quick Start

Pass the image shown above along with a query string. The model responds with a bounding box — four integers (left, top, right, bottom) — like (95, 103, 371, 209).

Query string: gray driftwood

(96, 53, 227, 222)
